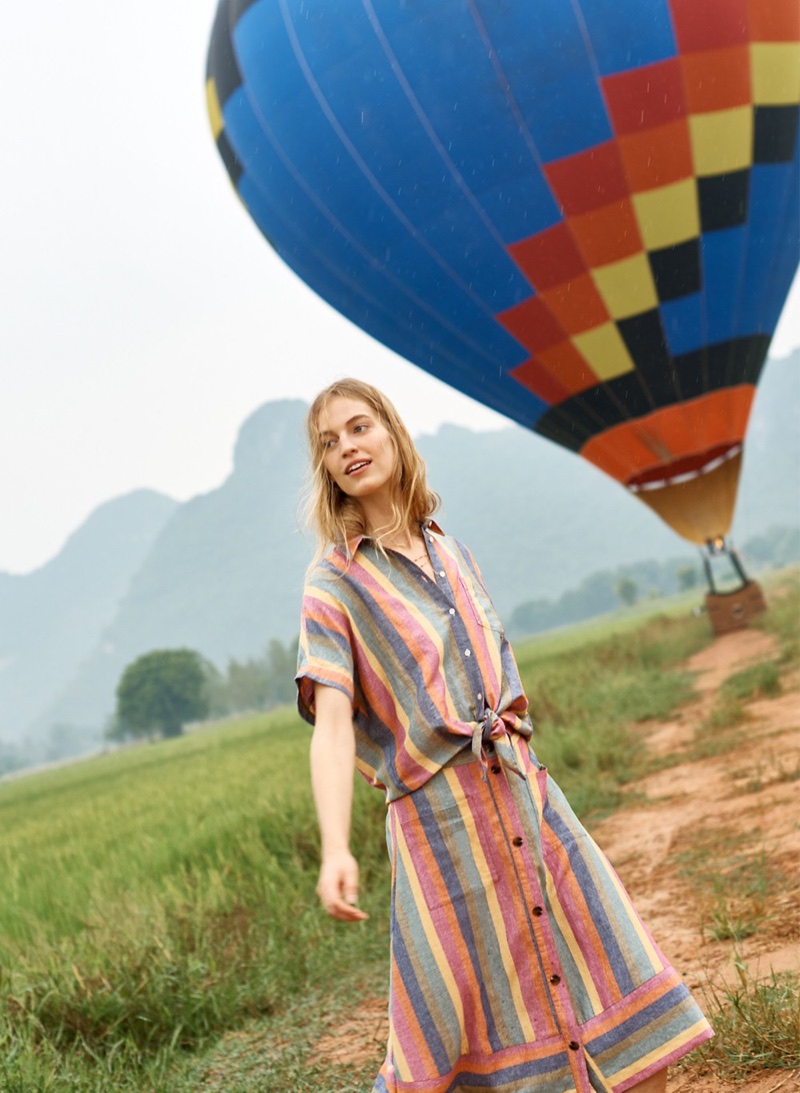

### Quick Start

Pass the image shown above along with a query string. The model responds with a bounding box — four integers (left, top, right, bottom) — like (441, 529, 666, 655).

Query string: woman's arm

(310, 682, 369, 922)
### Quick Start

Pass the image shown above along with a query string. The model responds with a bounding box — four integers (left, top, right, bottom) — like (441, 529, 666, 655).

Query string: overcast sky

(2, 1, 798, 575)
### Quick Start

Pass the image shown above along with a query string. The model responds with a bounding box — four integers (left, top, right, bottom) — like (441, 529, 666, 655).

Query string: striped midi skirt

(373, 734, 712, 1092)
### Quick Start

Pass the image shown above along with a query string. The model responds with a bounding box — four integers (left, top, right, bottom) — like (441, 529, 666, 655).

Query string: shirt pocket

(457, 574, 505, 636)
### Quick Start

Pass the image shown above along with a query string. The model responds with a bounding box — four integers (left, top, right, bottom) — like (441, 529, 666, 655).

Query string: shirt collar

(341, 518, 444, 558)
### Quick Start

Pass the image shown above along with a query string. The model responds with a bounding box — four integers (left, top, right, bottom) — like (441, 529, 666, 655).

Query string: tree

(115, 649, 209, 739)
(226, 656, 271, 712)
(201, 635, 301, 718)
(676, 564, 698, 591)
(265, 637, 299, 705)
(614, 576, 639, 607)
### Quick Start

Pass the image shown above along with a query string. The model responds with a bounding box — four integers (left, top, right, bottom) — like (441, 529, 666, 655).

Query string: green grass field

(0, 571, 796, 1091)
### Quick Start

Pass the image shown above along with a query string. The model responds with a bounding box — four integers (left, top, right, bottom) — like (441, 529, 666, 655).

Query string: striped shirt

(297, 522, 532, 801)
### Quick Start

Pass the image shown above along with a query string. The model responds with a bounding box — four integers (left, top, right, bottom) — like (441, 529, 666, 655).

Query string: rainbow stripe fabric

(297, 526, 712, 1090)
(298, 525, 533, 800)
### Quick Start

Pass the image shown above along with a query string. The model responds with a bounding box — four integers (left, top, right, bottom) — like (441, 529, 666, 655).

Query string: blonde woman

(296, 378, 711, 1093)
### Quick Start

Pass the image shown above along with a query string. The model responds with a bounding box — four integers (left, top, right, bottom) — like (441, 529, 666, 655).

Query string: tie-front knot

(471, 708, 526, 780)
(481, 707, 504, 744)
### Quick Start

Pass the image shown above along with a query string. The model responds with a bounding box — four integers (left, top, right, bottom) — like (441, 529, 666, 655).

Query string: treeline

(203, 637, 299, 719)
(736, 525, 800, 572)
(107, 638, 301, 742)
(508, 557, 694, 638)
(508, 525, 800, 639)
(0, 637, 301, 778)
(3, 528, 796, 777)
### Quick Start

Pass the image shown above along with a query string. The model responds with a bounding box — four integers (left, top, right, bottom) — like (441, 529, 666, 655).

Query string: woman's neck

(379, 526, 420, 550)
(376, 523, 433, 576)
(361, 498, 413, 546)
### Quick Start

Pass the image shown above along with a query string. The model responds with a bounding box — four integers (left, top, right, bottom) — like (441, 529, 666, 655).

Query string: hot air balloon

(206, 0, 798, 623)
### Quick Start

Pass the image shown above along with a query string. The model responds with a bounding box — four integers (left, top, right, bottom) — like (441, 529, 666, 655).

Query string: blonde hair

(303, 378, 439, 556)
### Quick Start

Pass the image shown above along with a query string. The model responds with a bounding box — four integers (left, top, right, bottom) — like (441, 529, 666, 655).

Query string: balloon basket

(704, 580, 767, 636)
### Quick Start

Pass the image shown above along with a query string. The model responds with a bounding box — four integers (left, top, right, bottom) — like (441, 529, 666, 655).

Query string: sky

(2, 1, 798, 576)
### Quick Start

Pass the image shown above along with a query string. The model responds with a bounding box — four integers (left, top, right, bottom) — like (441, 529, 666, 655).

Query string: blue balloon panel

(207, 0, 799, 543)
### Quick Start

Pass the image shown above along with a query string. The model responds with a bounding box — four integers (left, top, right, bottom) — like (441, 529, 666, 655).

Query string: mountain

(420, 426, 684, 611)
(7, 352, 800, 756)
(25, 400, 312, 740)
(0, 490, 178, 743)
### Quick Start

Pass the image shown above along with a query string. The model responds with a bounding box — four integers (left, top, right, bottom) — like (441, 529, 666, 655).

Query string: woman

(296, 378, 712, 1093)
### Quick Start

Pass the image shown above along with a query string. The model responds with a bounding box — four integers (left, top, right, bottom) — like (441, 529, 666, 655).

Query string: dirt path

(595, 628, 799, 1092)
(316, 627, 800, 1091)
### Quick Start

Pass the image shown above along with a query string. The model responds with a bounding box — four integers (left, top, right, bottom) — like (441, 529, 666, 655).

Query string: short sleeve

(295, 581, 355, 725)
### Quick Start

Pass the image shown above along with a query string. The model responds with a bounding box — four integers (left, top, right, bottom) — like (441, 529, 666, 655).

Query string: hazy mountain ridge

(3, 352, 798, 754)
(23, 401, 312, 740)
(0, 490, 178, 742)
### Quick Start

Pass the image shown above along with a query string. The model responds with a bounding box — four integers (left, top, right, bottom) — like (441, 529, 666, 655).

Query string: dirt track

(597, 628, 799, 1092)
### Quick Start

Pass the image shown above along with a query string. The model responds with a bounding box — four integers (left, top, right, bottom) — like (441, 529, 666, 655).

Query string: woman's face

(317, 395, 398, 511)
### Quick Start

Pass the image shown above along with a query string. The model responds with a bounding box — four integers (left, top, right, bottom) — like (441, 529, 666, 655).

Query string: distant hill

(24, 400, 311, 744)
(5, 351, 799, 756)
(0, 490, 177, 743)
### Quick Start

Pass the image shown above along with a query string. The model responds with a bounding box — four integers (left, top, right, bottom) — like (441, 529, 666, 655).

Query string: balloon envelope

(207, 0, 799, 544)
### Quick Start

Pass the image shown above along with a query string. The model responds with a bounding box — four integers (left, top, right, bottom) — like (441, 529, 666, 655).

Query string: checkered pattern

(500, 0, 799, 490)
(206, 0, 799, 542)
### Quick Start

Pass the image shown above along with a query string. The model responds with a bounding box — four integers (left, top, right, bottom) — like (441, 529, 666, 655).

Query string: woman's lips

(345, 460, 371, 476)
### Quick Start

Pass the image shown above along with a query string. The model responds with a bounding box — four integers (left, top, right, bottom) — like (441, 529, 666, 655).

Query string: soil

(314, 627, 800, 1091)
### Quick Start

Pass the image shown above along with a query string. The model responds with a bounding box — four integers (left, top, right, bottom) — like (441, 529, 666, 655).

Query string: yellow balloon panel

(634, 453, 743, 544)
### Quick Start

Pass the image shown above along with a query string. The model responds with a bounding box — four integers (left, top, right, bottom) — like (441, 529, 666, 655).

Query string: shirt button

(449, 608, 455, 615)
(549, 974, 561, 985)
(511, 836, 523, 847)
(477, 692, 482, 701)
(465, 649, 471, 657)
(439, 570, 445, 577)
(531, 905, 543, 917)
(568, 1041, 580, 1052)
(491, 764, 501, 774)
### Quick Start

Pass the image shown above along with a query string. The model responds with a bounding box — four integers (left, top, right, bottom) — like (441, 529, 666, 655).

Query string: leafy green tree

(202, 660, 230, 720)
(201, 636, 300, 718)
(115, 649, 209, 739)
(742, 525, 800, 570)
(558, 571, 617, 622)
(676, 564, 698, 590)
(265, 637, 299, 705)
(227, 656, 271, 712)
(0, 741, 23, 777)
(614, 576, 639, 607)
